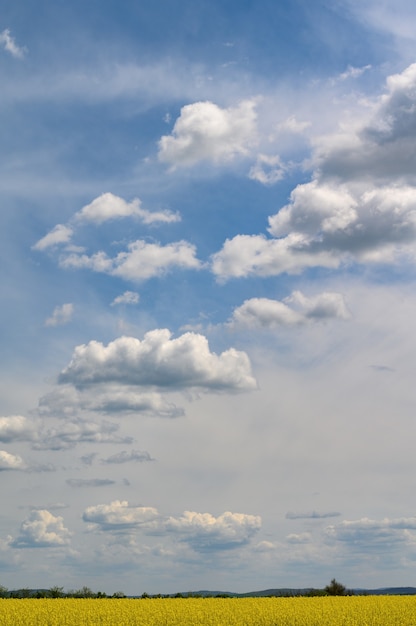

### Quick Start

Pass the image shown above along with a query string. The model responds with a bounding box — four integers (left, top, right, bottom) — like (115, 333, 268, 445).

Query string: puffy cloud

(212, 64, 416, 279)
(32, 224, 73, 251)
(45, 303, 74, 327)
(0, 415, 36, 443)
(164, 510, 261, 552)
(211, 233, 338, 279)
(83, 500, 159, 531)
(101, 450, 153, 464)
(229, 289, 351, 330)
(59, 329, 257, 392)
(229, 298, 302, 329)
(158, 100, 257, 167)
(11, 510, 72, 548)
(74, 193, 180, 225)
(0, 29, 25, 59)
(60, 239, 201, 282)
(111, 291, 140, 306)
(0, 450, 26, 471)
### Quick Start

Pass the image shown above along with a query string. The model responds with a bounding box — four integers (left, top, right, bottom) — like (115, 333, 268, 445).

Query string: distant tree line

(0, 579, 352, 599)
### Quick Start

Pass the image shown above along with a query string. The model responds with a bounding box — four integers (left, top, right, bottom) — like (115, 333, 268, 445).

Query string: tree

(49, 586, 64, 598)
(324, 578, 347, 596)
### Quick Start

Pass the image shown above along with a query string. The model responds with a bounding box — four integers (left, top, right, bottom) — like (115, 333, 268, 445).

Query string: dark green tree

(324, 578, 347, 596)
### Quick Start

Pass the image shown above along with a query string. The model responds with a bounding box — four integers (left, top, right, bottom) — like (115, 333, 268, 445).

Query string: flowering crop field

(1, 596, 416, 625)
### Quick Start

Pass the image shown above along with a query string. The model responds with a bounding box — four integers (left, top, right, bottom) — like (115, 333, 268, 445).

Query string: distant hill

(169, 587, 416, 598)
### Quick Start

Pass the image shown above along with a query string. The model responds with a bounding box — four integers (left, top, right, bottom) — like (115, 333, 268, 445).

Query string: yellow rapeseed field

(1, 596, 416, 625)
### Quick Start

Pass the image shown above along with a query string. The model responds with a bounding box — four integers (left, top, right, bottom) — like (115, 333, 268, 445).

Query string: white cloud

(38, 383, 184, 419)
(248, 154, 286, 185)
(276, 115, 311, 134)
(74, 193, 180, 225)
(60, 239, 201, 282)
(229, 298, 302, 329)
(336, 64, 372, 82)
(32, 224, 73, 251)
(164, 510, 261, 552)
(59, 329, 257, 392)
(0, 450, 26, 471)
(45, 303, 74, 327)
(83, 500, 159, 531)
(158, 100, 257, 167)
(325, 517, 416, 546)
(0, 415, 36, 443)
(0, 29, 25, 59)
(11, 510, 72, 548)
(213, 64, 416, 279)
(229, 291, 350, 330)
(111, 291, 140, 306)
(211, 233, 338, 280)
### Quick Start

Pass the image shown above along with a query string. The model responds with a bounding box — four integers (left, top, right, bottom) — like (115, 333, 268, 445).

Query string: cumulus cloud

(101, 450, 153, 464)
(0, 29, 26, 59)
(0, 450, 26, 471)
(325, 517, 416, 550)
(60, 239, 201, 282)
(229, 291, 349, 329)
(74, 193, 180, 225)
(11, 510, 72, 548)
(32, 224, 73, 251)
(83, 500, 159, 531)
(164, 510, 261, 552)
(0, 415, 36, 443)
(45, 303, 74, 327)
(111, 291, 140, 306)
(58, 329, 257, 392)
(158, 99, 257, 167)
(212, 63, 416, 279)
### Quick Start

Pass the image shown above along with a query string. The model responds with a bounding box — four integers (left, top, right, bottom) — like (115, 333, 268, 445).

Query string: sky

(1, 0, 416, 595)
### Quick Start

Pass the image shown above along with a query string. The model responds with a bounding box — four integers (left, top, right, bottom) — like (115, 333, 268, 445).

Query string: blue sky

(1, 0, 416, 595)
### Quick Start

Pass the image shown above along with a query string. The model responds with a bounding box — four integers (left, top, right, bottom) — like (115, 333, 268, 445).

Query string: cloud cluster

(11, 510, 72, 548)
(60, 240, 201, 282)
(212, 63, 416, 279)
(158, 100, 257, 167)
(33, 193, 188, 282)
(229, 291, 350, 329)
(82, 501, 261, 553)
